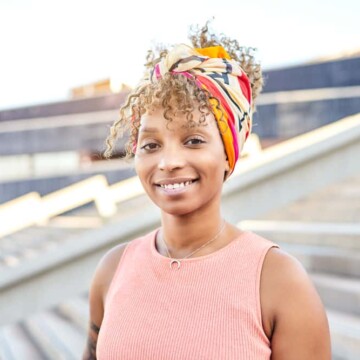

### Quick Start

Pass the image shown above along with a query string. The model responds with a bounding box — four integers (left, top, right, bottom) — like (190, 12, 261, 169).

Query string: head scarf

(146, 44, 252, 176)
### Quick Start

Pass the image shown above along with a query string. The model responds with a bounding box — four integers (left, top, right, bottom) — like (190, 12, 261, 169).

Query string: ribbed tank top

(97, 229, 279, 359)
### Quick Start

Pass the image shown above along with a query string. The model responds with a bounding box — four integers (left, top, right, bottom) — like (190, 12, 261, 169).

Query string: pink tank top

(97, 229, 279, 359)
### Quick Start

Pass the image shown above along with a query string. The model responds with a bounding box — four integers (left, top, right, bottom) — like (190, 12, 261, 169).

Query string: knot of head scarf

(148, 44, 253, 176)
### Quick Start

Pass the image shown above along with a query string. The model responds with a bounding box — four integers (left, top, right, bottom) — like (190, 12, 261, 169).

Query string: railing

(0, 114, 359, 325)
(1, 176, 108, 237)
(0, 134, 262, 239)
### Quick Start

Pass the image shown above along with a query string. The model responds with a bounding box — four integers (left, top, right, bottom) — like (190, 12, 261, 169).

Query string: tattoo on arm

(84, 322, 101, 360)
(91, 322, 100, 334)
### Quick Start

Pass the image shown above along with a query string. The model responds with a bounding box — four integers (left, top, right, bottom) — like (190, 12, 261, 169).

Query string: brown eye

(141, 143, 160, 151)
(185, 137, 205, 145)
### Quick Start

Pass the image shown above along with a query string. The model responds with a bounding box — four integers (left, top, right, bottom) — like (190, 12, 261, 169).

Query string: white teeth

(160, 181, 193, 189)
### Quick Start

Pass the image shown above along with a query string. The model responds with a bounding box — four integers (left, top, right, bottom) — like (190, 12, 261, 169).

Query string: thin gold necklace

(161, 220, 226, 270)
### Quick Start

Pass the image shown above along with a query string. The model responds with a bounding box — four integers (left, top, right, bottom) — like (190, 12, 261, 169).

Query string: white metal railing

(0, 192, 42, 237)
(0, 115, 359, 325)
(257, 85, 360, 105)
(0, 174, 144, 239)
(0, 175, 119, 238)
(238, 220, 360, 236)
(0, 134, 262, 239)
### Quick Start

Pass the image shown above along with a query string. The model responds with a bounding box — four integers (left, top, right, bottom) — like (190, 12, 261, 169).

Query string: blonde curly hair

(104, 22, 263, 159)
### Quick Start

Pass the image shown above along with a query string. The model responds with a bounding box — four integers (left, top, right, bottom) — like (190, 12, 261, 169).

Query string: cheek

(134, 156, 147, 181)
(134, 155, 155, 190)
(195, 150, 227, 177)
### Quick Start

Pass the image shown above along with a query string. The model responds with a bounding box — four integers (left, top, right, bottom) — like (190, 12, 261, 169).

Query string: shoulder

(261, 247, 331, 358)
(261, 247, 311, 305)
(89, 230, 152, 306)
(88, 241, 129, 319)
(91, 241, 130, 301)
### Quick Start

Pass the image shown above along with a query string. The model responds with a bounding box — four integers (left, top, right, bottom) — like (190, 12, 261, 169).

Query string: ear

(225, 158, 230, 172)
(223, 159, 230, 181)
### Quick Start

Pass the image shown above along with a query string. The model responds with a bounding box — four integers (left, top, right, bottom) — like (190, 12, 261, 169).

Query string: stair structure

(0, 112, 359, 359)
(0, 173, 358, 359)
(240, 174, 360, 359)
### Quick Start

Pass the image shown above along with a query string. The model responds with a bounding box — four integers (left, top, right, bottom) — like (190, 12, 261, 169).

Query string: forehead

(139, 107, 217, 133)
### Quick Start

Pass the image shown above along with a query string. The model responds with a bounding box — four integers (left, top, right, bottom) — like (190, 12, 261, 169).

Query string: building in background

(0, 52, 360, 203)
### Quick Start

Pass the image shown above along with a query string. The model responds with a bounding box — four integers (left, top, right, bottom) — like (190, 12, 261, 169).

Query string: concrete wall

(0, 163, 136, 204)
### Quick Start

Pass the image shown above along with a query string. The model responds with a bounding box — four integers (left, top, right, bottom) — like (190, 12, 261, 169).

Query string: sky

(0, 0, 359, 110)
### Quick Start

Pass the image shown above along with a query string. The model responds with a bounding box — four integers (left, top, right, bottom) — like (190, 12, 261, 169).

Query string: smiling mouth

(156, 180, 197, 190)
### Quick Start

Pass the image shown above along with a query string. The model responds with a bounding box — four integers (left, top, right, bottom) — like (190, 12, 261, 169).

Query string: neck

(159, 208, 225, 258)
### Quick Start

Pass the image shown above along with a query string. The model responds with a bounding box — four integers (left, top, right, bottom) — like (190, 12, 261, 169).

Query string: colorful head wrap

(146, 44, 252, 176)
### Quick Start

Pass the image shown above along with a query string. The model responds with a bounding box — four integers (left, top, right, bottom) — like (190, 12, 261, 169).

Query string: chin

(158, 204, 197, 217)
(145, 187, 221, 217)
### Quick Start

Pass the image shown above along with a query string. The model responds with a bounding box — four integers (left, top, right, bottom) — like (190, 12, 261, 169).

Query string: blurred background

(0, 0, 359, 359)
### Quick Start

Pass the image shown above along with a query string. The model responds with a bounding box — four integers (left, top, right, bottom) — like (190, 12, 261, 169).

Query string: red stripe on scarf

(196, 75, 236, 127)
(237, 72, 252, 104)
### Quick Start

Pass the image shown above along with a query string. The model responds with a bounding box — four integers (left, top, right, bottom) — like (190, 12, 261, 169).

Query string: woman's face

(134, 106, 230, 217)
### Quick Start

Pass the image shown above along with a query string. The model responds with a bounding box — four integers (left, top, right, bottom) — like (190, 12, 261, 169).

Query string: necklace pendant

(170, 259, 181, 270)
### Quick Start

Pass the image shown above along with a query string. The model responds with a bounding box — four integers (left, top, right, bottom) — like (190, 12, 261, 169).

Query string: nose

(158, 145, 186, 172)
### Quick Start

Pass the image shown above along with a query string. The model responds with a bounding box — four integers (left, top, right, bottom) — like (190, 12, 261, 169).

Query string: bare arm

(83, 322, 101, 360)
(82, 242, 128, 360)
(261, 248, 331, 359)
(82, 256, 105, 360)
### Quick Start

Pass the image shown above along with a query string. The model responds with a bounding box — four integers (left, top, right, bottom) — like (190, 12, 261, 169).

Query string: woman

(83, 25, 331, 359)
